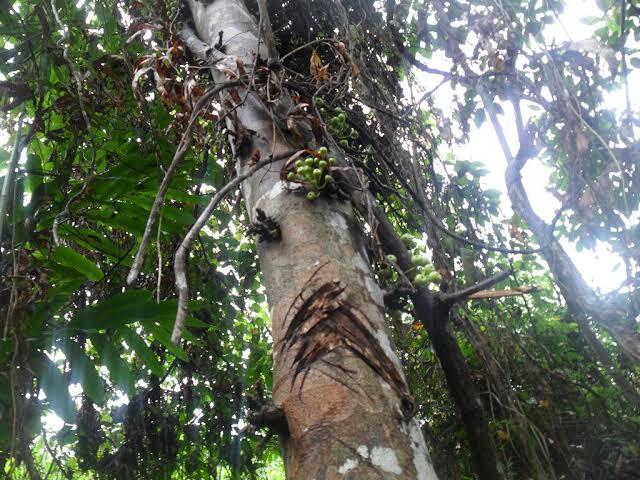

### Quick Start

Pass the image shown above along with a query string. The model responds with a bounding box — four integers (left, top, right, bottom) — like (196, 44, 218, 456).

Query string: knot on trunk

(247, 402, 287, 434)
(247, 208, 281, 242)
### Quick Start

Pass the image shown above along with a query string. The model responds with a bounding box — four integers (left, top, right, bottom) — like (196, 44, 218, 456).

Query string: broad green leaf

(91, 334, 134, 394)
(69, 289, 177, 331)
(39, 357, 77, 423)
(51, 246, 103, 281)
(118, 326, 164, 377)
(58, 339, 105, 404)
(56, 426, 78, 447)
(143, 321, 190, 361)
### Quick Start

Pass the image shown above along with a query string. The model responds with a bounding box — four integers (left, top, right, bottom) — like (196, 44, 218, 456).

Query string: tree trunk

(186, 1, 438, 478)
(353, 193, 502, 479)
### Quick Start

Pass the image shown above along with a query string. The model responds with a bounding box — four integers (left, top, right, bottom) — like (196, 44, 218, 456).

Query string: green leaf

(91, 334, 134, 394)
(51, 246, 103, 281)
(69, 289, 177, 331)
(58, 339, 105, 404)
(56, 426, 78, 447)
(118, 326, 164, 377)
(143, 321, 190, 361)
(39, 356, 77, 423)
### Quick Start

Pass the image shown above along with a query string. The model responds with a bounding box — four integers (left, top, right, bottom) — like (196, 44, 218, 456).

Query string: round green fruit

(401, 234, 416, 248)
(427, 272, 442, 283)
(412, 255, 430, 267)
(386, 254, 397, 263)
(305, 157, 315, 166)
(307, 191, 318, 200)
(287, 172, 296, 181)
(414, 274, 429, 286)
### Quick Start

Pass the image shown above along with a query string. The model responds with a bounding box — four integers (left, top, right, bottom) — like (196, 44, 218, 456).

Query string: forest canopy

(0, 0, 639, 478)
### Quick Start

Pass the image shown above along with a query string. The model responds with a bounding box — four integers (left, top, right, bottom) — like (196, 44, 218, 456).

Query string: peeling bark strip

(280, 276, 416, 418)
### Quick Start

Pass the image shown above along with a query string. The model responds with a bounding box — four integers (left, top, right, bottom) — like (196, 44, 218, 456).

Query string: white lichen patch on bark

(253, 180, 286, 213)
(365, 276, 385, 307)
(350, 246, 370, 274)
(379, 378, 392, 391)
(328, 211, 348, 231)
(354, 445, 402, 475)
(403, 420, 439, 480)
(350, 246, 385, 308)
(370, 446, 402, 474)
(338, 458, 359, 474)
(372, 327, 404, 372)
(175, 271, 188, 289)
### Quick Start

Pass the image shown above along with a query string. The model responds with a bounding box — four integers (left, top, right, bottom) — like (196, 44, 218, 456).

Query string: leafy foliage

(0, 0, 638, 479)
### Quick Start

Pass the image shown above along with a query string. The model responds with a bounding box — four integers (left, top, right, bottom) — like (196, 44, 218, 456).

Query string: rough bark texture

(186, 1, 438, 478)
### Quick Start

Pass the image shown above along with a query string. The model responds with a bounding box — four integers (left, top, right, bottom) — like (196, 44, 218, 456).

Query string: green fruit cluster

(286, 146, 336, 201)
(400, 234, 442, 286)
(320, 105, 358, 148)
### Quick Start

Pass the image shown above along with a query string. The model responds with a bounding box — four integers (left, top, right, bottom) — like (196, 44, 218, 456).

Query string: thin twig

(0, 114, 24, 242)
(373, 144, 545, 255)
(41, 428, 72, 480)
(156, 210, 163, 304)
(441, 269, 513, 304)
(171, 155, 283, 344)
(127, 80, 240, 284)
(4, 174, 20, 341)
(52, 166, 95, 247)
(50, 0, 91, 131)
(467, 286, 537, 300)
(49, 1, 99, 246)
(280, 38, 336, 63)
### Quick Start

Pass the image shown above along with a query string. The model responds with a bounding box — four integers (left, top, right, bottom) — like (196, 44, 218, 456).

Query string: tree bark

(186, 1, 438, 478)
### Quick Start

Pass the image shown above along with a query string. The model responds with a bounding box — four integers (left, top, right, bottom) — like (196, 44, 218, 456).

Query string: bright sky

(417, 0, 635, 294)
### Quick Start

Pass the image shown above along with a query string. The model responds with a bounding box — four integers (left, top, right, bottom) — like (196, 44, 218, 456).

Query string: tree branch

(126, 80, 240, 285)
(441, 269, 514, 304)
(171, 152, 298, 345)
(256, 0, 279, 67)
(467, 286, 538, 300)
(0, 114, 24, 242)
(480, 80, 640, 365)
(180, 21, 226, 65)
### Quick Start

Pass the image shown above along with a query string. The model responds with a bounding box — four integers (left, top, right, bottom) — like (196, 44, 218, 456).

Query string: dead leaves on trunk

(310, 50, 329, 84)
